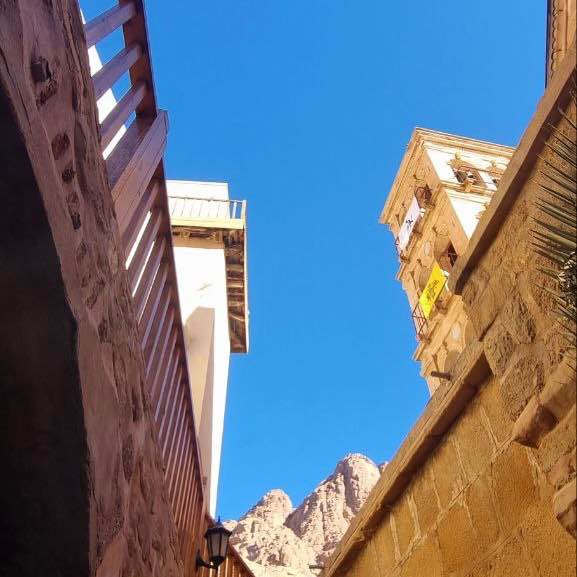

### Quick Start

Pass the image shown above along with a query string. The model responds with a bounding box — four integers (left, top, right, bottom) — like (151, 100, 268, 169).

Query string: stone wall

(0, 1, 183, 575)
(330, 371, 575, 577)
(458, 91, 576, 542)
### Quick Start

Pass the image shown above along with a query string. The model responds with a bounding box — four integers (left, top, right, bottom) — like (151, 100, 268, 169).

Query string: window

(438, 241, 458, 272)
(453, 165, 482, 186)
(415, 185, 433, 208)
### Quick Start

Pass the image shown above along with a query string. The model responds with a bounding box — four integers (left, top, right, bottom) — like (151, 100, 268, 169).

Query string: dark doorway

(0, 88, 89, 576)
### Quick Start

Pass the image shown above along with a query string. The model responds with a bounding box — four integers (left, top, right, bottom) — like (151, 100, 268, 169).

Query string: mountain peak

(229, 453, 382, 576)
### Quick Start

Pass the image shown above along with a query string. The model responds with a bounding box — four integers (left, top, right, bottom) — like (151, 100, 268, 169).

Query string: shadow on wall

(0, 88, 89, 576)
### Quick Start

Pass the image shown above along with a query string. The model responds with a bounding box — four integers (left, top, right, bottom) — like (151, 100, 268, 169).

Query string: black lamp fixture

(196, 518, 232, 571)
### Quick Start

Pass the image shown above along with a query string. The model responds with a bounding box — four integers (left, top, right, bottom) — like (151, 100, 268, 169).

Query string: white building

(167, 180, 249, 515)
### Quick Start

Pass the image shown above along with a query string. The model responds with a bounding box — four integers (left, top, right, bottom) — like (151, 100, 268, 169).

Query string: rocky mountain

(226, 454, 383, 577)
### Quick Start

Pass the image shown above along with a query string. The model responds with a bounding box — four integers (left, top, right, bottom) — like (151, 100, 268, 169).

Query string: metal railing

(82, 3, 253, 575)
(411, 301, 429, 341)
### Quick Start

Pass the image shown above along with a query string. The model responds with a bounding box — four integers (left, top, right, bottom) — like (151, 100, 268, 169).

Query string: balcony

(168, 195, 249, 354)
(412, 302, 430, 341)
(169, 196, 246, 230)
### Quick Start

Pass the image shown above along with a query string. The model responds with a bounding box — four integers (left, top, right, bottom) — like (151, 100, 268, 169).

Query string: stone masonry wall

(459, 96, 576, 541)
(0, 1, 183, 575)
(335, 373, 575, 577)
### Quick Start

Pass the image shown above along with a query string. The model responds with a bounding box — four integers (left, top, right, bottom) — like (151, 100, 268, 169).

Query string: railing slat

(170, 424, 192, 503)
(84, 1, 137, 48)
(100, 81, 147, 149)
(154, 349, 179, 422)
(142, 289, 170, 365)
(158, 366, 182, 445)
(92, 43, 142, 100)
(121, 179, 159, 249)
(181, 483, 199, 557)
(109, 114, 168, 224)
(137, 260, 167, 328)
(134, 237, 166, 319)
(145, 307, 174, 379)
(175, 447, 195, 529)
(128, 209, 162, 292)
(167, 410, 189, 499)
(150, 330, 177, 405)
(163, 391, 186, 468)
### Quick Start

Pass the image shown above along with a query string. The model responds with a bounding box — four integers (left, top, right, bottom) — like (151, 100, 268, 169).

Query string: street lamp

(196, 519, 232, 571)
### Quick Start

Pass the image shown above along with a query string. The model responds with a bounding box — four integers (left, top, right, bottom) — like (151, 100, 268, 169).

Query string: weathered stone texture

(326, 378, 575, 577)
(0, 2, 183, 575)
(230, 455, 382, 577)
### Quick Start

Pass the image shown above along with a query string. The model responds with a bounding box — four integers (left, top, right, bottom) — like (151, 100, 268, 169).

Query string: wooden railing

(169, 196, 247, 225)
(82, 3, 253, 576)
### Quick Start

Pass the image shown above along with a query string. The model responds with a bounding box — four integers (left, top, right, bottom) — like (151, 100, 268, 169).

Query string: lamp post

(196, 519, 232, 571)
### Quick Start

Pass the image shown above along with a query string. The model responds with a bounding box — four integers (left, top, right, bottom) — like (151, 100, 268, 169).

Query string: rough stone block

(483, 321, 515, 377)
(392, 498, 416, 558)
(461, 267, 490, 309)
(480, 377, 513, 446)
(539, 357, 577, 422)
(454, 403, 494, 482)
(411, 469, 440, 537)
(519, 502, 577, 577)
(465, 475, 501, 554)
(501, 293, 536, 344)
(500, 354, 545, 420)
(548, 448, 576, 490)
(512, 396, 558, 448)
(354, 538, 381, 577)
(484, 537, 539, 577)
(467, 284, 499, 340)
(431, 440, 466, 509)
(372, 515, 397, 573)
(399, 536, 442, 577)
(492, 444, 538, 532)
(553, 478, 577, 539)
(437, 503, 476, 573)
(536, 406, 577, 473)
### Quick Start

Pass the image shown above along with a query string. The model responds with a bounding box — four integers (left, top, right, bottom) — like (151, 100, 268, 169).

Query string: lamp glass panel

(219, 530, 228, 557)
(207, 531, 219, 558)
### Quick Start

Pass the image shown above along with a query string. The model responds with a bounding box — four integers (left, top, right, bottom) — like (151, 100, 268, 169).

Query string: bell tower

(380, 129, 514, 394)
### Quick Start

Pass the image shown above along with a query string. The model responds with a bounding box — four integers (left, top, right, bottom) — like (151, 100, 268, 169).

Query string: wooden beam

(121, 178, 160, 252)
(170, 217, 244, 230)
(92, 43, 142, 100)
(107, 112, 168, 226)
(84, 1, 137, 48)
(121, 0, 158, 116)
(84, 2, 136, 48)
(226, 279, 244, 289)
(127, 209, 162, 292)
(100, 81, 147, 149)
(227, 263, 244, 274)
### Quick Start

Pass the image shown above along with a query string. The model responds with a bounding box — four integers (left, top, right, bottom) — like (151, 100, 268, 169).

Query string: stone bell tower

(380, 128, 514, 394)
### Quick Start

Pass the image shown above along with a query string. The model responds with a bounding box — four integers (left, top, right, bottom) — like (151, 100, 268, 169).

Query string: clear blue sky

(86, 1, 545, 520)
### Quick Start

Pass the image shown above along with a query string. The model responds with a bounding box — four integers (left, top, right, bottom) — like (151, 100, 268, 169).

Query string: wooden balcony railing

(82, 3, 253, 575)
(169, 196, 247, 229)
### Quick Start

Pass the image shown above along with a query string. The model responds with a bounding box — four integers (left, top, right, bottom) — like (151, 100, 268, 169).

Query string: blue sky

(86, 1, 545, 520)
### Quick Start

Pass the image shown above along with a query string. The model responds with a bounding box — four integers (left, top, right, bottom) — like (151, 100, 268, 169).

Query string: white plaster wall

(167, 180, 231, 517)
(447, 194, 487, 239)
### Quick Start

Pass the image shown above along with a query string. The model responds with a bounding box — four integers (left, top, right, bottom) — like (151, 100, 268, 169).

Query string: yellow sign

(419, 262, 447, 319)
